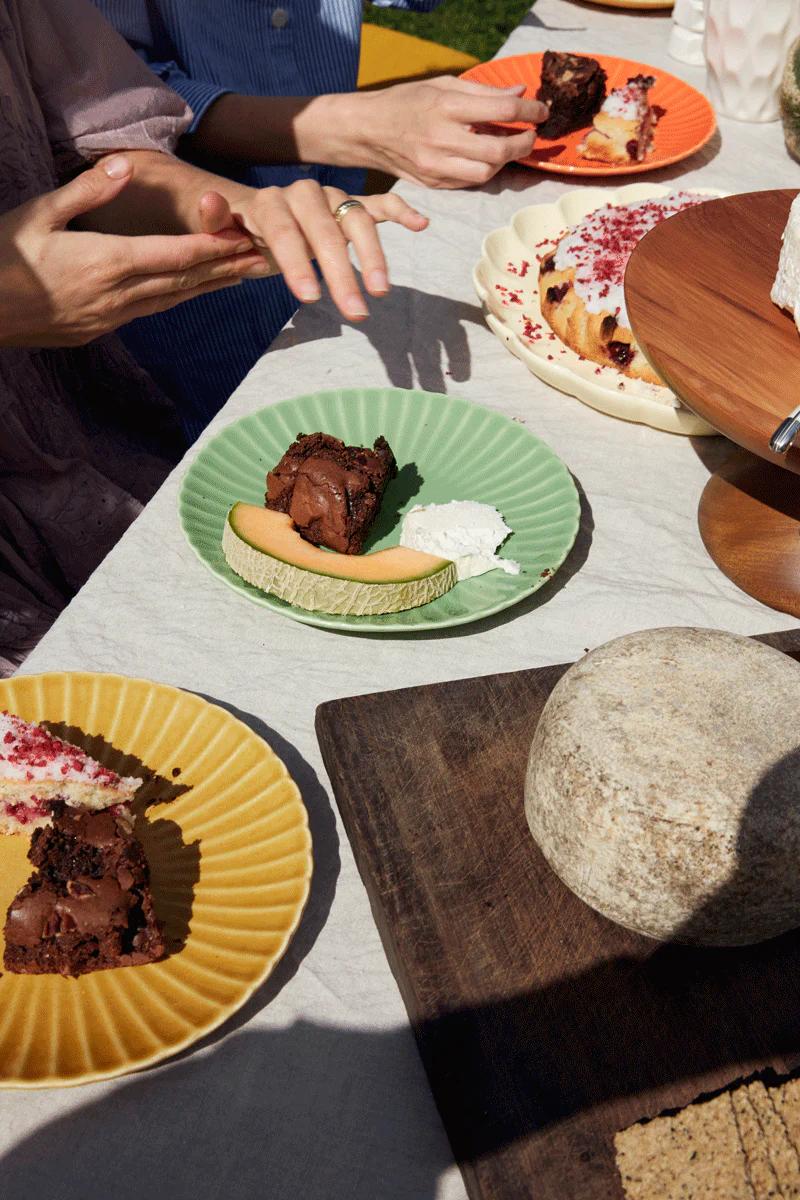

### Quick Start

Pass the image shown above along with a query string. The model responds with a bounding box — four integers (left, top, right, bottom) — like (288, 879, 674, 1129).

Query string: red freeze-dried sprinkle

(3, 797, 51, 824)
(0, 712, 120, 784)
(560, 195, 705, 293)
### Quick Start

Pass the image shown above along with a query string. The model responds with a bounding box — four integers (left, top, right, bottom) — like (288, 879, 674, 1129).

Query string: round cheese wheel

(524, 627, 800, 946)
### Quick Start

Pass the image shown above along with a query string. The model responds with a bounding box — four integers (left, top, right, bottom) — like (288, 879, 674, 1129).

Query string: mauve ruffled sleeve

(15, 0, 191, 177)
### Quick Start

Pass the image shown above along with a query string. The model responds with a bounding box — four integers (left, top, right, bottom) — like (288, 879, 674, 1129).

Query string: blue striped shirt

(93, 0, 441, 441)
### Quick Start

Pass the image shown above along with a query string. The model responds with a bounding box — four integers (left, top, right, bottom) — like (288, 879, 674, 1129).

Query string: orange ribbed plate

(461, 53, 715, 176)
(583, 0, 673, 8)
(0, 672, 312, 1088)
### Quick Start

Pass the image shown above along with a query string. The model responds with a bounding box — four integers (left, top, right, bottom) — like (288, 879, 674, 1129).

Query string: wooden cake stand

(626, 189, 800, 616)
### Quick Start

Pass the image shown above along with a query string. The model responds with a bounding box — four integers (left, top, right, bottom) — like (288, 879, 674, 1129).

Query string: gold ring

(333, 199, 366, 225)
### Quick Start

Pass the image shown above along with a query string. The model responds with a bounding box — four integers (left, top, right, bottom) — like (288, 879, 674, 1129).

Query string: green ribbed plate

(178, 388, 580, 633)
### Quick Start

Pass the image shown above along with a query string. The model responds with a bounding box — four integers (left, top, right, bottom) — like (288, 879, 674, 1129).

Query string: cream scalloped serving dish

(474, 184, 724, 436)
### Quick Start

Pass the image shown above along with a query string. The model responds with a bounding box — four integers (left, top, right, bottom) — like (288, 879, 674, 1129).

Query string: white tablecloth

(4, 3, 800, 1197)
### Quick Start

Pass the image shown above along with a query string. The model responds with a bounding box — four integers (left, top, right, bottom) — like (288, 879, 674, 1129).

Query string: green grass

(368, 0, 535, 62)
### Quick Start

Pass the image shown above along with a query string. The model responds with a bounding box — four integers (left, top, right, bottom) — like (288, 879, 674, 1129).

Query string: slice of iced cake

(771, 192, 800, 330)
(538, 191, 707, 383)
(3, 803, 165, 976)
(0, 711, 140, 834)
(578, 75, 657, 165)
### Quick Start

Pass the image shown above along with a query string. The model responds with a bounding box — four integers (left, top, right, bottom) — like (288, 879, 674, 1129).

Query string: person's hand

(0, 156, 270, 349)
(199, 181, 428, 323)
(358, 76, 549, 188)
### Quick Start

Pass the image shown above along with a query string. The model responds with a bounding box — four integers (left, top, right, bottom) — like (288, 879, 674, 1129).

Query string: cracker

(614, 1091, 752, 1200)
(759, 1079, 800, 1198)
(615, 1075, 800, 1200)
(729, 1083, 782, 1198)
(773, 1079, 800, 1150)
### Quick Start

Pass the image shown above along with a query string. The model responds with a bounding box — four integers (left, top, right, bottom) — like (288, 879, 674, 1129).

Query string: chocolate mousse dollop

(266, 432, 397, 554)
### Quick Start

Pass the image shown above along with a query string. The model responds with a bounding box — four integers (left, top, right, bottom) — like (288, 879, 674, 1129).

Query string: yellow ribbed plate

(0, 672, 312, 1088)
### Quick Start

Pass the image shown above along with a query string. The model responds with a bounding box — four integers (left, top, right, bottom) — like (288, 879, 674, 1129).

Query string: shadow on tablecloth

(183, 696, 341, 1044)
(279, 284, 486, 394)
(7, 746, 800, 1198)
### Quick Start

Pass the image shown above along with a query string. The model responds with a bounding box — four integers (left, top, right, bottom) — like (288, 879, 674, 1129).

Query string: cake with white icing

(0, 712, 141, 835)
(578, 75, 657, 165)
(771, 192, 800, 329)
(539, 192, 707, 383)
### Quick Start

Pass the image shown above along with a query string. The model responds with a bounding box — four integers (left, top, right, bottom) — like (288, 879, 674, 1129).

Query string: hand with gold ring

(197, 179, 428, 323)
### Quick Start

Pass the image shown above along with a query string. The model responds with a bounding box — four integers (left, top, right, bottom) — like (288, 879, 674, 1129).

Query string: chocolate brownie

(536, 51, 607, 139)
(3, 803, 165, 977)
(266, 432, 397, 554)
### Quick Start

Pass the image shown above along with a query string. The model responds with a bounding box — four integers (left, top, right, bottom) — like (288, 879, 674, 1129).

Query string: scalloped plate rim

(474, 183, 726, 435)
(0, 670, 312, 1089)
(584, 0, 673, 7)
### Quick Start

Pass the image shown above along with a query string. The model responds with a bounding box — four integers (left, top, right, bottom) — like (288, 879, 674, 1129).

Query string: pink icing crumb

(3, 796, 52, 825)
(0, 710, 121, 786)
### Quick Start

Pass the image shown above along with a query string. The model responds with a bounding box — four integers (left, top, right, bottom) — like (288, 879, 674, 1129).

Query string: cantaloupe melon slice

(222, 503, 458, 616)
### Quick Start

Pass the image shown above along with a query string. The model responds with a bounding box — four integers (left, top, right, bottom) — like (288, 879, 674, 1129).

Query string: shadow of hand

(281, 283, 486, 393)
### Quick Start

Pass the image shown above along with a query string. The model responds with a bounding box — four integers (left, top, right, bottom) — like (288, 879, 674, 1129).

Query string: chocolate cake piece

(3, 803, 165, 977)
(266, 432, 397, 554)
(536, 51, 607, 139)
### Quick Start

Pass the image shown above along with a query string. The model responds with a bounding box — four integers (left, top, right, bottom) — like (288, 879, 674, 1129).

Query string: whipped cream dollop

(400, 501, 520, 581)
(603, 84, 645, 120)
(772, 193, 800, 330)
(601, 75, 655, 121)
(554, 191, 707, 326)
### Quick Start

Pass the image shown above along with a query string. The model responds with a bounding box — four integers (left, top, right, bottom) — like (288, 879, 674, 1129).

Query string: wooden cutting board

(316, 629, 800, 1200)
(625, 190, 800, 474)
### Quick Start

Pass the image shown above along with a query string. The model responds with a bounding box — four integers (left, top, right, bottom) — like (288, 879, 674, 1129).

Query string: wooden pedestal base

(699, 450, 800, 617)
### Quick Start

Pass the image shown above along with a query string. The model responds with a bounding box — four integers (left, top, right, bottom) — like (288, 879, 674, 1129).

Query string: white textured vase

(669, 26, 705, 65)
(669, 0, 706, 65)
(704, 0, 800, 122)
(675, 0, 707, 32)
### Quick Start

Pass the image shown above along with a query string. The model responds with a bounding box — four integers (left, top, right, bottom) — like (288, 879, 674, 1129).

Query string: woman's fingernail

(234, 240, 253, 254)
(367, 269, 389, 294)
(103, 155, 131, 179)
(246, 261, 272, 276)
(344, 294, 369, 319)
(297, 279, 321, 302)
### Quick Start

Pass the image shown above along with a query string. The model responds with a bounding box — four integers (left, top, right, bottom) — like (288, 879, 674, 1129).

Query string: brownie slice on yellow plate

(3, 802, 165, 977)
